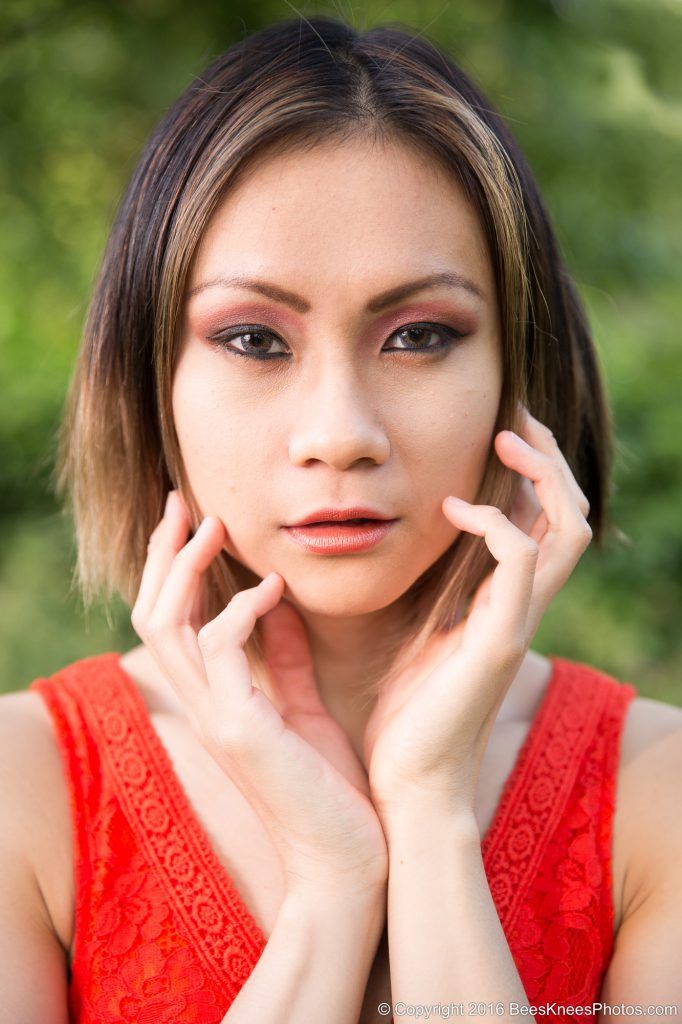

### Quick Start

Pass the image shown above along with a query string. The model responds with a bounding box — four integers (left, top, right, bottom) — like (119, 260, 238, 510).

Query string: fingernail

(164, 490, 176, 514)
(445, 496, 469, 507)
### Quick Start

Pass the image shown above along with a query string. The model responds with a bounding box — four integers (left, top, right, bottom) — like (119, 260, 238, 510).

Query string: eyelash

(207, 322, 466, 361)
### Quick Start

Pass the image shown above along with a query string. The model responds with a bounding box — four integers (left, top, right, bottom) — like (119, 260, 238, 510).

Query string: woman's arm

(595, 699, 682, 1021)
(383, 803, 535, 1023)
(359, 412, 602, 1021)
(382, 699, 682, 1024)
(223, 887, 386, 1022)
(0, 694, 70, 1024)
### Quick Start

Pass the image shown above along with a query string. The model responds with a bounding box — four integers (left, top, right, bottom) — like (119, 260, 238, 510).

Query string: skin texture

(172, 135, 503, 752)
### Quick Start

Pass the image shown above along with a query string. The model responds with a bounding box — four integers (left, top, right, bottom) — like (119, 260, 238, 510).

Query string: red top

(29, 652, 637, 1022)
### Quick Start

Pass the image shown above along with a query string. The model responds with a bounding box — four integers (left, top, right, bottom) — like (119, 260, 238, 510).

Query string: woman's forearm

(383, 804, 536, 1023)
(222, 886, 387, 1023)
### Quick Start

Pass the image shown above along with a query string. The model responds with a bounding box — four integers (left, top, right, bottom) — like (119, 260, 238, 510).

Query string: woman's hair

(56, 15, 617, 692)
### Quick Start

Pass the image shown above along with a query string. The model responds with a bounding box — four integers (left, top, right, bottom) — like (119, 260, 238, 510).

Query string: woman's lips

(281, 519, 398, 554)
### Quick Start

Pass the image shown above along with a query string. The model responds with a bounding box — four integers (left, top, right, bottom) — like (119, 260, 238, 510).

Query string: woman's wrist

(281, 880, 387, 931)
(223, 879, 386, 1022)
(379, 799, 481, 852)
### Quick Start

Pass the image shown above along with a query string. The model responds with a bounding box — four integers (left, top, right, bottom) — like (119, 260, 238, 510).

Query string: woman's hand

(131, 492, 388, 899)
(258, 598, 375, 801)
(363, 403, 593, 820)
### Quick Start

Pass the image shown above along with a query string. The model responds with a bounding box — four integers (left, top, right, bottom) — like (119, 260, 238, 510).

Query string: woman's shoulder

(609, 685, 682, 923)
(0, 687, 74, 957)
(586, 684, 682, 997)
(621, 689, 682, 753)
(0, 686, 70, 842)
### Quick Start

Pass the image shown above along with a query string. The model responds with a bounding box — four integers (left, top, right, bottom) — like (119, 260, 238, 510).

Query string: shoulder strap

(486, 657, 612, 926)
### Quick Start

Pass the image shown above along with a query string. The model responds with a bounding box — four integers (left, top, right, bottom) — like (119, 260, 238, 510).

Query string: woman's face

(173, 136, 502, 615)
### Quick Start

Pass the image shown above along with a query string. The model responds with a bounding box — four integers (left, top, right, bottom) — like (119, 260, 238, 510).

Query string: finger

(197, 572, 286, 715)
(131, 490, 192, 630)
(143, 514, 227, 711)
(151, 516, 226, 628)
(494, 430, 592, 550)
(443, 498, 538, 649)
(172, 492, 211, 633)
(259, 600, 328, 718)
(492, 436, 592, 622)
(515, 404, 590, 517)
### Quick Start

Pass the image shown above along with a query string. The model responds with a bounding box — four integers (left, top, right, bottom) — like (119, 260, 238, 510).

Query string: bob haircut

(56, 15, 617, 692)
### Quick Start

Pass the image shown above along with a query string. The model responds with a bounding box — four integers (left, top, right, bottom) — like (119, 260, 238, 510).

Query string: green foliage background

(1, 0, 680, 702)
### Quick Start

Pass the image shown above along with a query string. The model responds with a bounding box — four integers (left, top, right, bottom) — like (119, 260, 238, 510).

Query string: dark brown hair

(56, 15, 616, 687)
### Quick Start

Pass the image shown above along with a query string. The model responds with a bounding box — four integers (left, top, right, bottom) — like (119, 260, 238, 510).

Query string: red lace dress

(29, 652, 636, 1023)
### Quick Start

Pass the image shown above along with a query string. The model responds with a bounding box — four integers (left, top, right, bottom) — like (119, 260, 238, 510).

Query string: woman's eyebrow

(185, 270, 485, 312)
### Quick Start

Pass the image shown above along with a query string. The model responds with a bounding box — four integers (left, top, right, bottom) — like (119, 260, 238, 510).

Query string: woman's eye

(209, 329, 287, 360)
(207, 322, 463, 361)
(384, 323, 462, 353)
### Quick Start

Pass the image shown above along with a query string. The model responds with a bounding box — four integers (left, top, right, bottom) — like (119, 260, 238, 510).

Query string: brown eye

(384, 322, 464, 353)
(208, 327, 288, 360)
(207, 320, 465, 362)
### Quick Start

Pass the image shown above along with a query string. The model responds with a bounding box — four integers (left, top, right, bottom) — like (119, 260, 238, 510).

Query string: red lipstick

(282, 507, 398, 554)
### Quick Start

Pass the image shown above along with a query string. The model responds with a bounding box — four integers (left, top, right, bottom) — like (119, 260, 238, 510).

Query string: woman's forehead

(187, 137, 494, 300)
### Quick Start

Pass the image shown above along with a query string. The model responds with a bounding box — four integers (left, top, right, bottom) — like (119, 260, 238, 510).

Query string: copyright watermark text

(376, 1002, 679, 1019)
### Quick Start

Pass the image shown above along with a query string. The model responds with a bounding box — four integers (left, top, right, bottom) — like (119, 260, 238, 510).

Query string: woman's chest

(41, 708, 630, 1014)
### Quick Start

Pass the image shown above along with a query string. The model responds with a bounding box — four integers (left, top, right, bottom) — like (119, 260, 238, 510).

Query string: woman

(1, 15, 680, 1024)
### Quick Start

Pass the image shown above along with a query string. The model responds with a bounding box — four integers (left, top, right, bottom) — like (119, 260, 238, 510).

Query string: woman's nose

(287, 366, 390, 470)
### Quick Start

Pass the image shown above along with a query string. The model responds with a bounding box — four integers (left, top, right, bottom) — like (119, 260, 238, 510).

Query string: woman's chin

(275, 574, 411, 618)
(226, 541, 420, 616)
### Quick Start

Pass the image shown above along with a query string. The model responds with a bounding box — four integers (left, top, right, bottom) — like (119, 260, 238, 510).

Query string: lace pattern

(29, 653, 636, 1021)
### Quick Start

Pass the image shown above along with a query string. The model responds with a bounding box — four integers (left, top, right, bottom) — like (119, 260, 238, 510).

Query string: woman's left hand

(363, 403, 593, 821)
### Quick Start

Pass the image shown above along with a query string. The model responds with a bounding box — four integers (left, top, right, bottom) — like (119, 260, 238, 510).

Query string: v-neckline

(109, 651, 562, 944)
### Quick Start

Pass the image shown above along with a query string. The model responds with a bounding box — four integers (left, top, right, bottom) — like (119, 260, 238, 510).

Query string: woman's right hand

(130, 490, 389, 900)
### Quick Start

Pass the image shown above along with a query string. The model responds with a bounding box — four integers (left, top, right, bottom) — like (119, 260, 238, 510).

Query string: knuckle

(215, 721, 240, 750)
(576, 520, 593, 548)
(130, 606, 146, 635)
(172, 542, 196, 565)
(144, 618, 169, 649)
(227, 590, 252, 617)
(147, 523, 166, 548)
(197, 623, 222, 658)
(519, 537, 540, 561)
(208, 718, 244, 756)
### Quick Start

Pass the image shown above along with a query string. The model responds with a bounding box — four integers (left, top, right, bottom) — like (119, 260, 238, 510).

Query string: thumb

(259, 599, 327, 718)
(261, 598, 372, 797)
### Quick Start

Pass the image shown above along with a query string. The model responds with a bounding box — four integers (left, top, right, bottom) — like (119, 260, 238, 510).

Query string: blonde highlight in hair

(55, 16, 616, 688)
